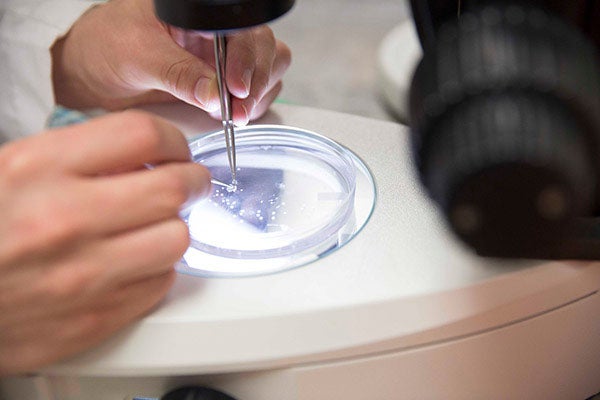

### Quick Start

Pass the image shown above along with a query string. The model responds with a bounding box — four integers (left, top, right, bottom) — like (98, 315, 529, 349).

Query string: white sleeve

(0, 0, 104, 141)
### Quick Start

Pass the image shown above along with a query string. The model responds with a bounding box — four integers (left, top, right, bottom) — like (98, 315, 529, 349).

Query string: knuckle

(253, 72, 271, 96)
(43, 265, 94, 302)
(161, 56, 197, 94)
(13, 210, 81, 256)
(264, 32, 276, 51)
(6, 191, 86, 258)
(254, 26, 276, 47)
(276, 40, 292, 67)
(157, 170, 191, 211)
(0, 141, 43, 181)
(37, 210, 83, 247)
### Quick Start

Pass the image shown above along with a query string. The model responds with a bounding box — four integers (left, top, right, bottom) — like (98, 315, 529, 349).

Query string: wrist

(50, 5, 112, 111)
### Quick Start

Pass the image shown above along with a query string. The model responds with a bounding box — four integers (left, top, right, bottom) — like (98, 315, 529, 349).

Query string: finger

(211, 82, 283, 123)
(84, 161, 211, 234)
(228, 27, 275, 117)
(68, 217, 190, 291)
(231, 38, 291, 125)
(0, 217, 189, 324)
(33, 162, 211, 243)
(0, 271, 174, 374)
(0, 160, 208, 271)
(141, 31, 220, 112)
(71, 268, 176, 314)
(225, 29, 263, 99)
(247, 81, 283, 121)
(47, 111, 192, 175)
(0, 270, 174, 340)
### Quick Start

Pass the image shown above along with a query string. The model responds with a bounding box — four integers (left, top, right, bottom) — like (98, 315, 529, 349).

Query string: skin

(0, 111, 211, 375)
(51, 0, 292, 125)
(0, 0, 291, 375)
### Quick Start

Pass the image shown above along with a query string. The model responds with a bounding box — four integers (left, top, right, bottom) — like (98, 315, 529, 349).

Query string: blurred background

(270, 0, 411, 122)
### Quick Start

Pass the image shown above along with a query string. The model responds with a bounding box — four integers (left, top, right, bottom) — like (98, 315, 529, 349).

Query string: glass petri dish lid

(178, 125, 375, 277)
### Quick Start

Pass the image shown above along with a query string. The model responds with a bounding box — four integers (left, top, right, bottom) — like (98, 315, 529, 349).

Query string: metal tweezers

(214, 33, 237, 182)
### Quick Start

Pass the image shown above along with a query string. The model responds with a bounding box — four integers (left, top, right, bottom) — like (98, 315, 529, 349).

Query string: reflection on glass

(178, 125, 375, 277)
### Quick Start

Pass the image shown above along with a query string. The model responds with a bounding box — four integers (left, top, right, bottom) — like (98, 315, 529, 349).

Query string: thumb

(145, 39, 220, 112)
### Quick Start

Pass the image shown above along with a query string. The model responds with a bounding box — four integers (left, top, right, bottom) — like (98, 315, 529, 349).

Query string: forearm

(0, 0, 103, 140)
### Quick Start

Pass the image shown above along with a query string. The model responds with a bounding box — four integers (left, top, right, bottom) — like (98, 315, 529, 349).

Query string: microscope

(3, 2, 600, 400)
(408, 0, 600, 260)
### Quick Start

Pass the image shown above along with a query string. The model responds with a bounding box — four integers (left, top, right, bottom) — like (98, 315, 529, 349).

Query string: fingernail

(194, 77, 218, 110)
(241, 69, 253, 98)
(195, 170, 213, 200)
(241, 98, 256, 124)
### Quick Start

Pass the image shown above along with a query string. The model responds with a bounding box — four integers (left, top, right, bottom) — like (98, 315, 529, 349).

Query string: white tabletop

(45, 103, 598, 377)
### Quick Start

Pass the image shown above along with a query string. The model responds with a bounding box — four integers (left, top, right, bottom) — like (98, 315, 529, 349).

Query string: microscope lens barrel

(153, 0, 295, 31)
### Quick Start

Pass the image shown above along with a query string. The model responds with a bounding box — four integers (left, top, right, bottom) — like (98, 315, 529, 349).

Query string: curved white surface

(41, 103, 600, 377)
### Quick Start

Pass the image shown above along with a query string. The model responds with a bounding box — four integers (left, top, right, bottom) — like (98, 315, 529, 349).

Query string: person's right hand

(51, 0, 291, 126)
(0, 111, 211, 376)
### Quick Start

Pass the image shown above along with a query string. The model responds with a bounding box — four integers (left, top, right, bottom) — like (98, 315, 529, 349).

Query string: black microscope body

(154, 0, 294, 31)
(153, 0, 600, 261)
(408, 0, 600, 259)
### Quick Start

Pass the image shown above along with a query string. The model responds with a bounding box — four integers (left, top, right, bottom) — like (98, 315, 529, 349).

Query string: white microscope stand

(2, 103, 600, 400)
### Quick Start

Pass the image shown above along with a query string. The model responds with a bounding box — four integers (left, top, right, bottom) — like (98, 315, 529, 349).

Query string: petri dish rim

(178, 124, 377, 277)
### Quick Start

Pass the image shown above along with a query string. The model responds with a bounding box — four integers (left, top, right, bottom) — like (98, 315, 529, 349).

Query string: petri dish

(178, 125, 376, 277)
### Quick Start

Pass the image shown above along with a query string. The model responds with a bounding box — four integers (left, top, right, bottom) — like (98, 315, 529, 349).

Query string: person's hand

(51, 0, 292, 126)
(0, 111, 210, 375)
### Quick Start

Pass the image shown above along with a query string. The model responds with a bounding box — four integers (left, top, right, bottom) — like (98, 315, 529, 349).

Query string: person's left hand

(51, 0, 291, 126)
